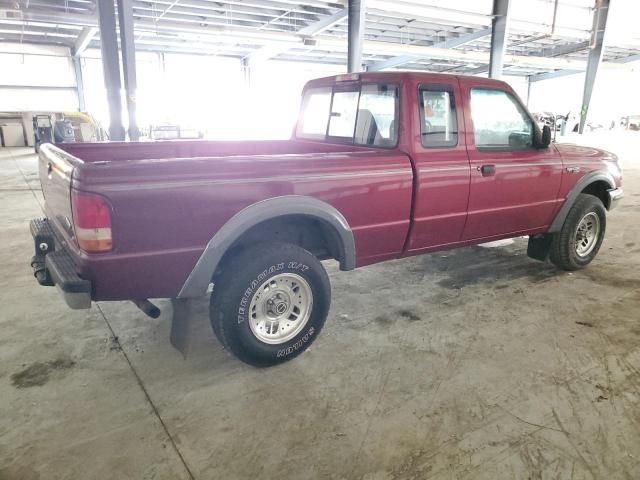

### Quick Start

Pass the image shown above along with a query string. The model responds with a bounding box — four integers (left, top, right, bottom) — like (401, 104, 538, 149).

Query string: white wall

(503, 76, 530, 105)
(247, 61, 344, 139)
(80, 49, 341, 140)
(81, 49, 165, 131)
(0, 43, 79, 112)
(528, 67, 640, 123)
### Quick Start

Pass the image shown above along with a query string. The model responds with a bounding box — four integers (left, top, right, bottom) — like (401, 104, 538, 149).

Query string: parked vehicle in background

(561, 111, 606, 134)
(30, 72, 623, 366)
(33, 114, 74, 153)
(62, 112, 105, 142)
(33, 113, 102, 153)
(533, 111, 555, 130)
(149, 123, 205, 140)
(33, 115, 55, 153)
(621, 115, 640, 131)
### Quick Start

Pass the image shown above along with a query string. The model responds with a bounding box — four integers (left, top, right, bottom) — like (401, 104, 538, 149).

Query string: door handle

(478, 164, 496, 176)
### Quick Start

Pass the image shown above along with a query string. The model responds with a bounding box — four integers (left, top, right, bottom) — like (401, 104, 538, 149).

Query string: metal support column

(72, 56, 86, 112)
(117, 0, 139, 140)
(525, 75, 531, 107)
(488, 0, 510, 79)
(241, 57, 251, 87)
(347, 0, 366, 73)
(97, 0, 125, 141)
(579, 0, 609, 134)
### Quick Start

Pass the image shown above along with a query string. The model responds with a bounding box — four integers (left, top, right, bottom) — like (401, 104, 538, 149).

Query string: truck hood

(554, 143, 618, 163)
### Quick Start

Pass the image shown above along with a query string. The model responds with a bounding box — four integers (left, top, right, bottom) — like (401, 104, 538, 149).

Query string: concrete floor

(1, 135, 639, 479)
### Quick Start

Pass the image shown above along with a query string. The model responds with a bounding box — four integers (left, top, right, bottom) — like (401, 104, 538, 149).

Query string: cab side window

(470, 88, 533, 149)
(355, 84, 398, 147)
(419, 85, 458, 148)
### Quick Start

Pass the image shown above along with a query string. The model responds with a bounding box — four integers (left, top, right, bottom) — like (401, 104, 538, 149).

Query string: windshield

(296, 83, 399, 148)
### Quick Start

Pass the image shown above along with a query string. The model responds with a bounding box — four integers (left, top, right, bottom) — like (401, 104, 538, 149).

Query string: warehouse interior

(1, 0, 639, 478)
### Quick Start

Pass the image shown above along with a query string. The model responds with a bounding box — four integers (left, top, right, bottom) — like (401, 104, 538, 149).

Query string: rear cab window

(296, 82, 399, 148)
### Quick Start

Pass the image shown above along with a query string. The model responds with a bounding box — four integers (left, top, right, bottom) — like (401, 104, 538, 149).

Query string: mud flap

(527, 234, 553, 262)
(170, 298, 194, 358)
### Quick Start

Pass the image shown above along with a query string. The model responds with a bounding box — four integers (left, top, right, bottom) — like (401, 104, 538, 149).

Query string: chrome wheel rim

(248, 273, 313, 345)
(574, 212, 600, 257)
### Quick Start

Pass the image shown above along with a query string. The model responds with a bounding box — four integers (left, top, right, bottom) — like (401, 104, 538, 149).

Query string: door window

(470, 88, 533, 149)
(419, 86, 458, 148)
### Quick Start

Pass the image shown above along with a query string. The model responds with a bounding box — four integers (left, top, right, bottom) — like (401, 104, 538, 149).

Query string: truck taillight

(71, 190, 113, 252)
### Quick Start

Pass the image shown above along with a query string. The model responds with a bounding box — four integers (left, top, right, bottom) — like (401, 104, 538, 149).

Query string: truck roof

(304, 70, 509, 90)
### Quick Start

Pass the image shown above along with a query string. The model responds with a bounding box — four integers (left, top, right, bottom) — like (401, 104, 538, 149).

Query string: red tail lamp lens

(71, 190, 113, 252)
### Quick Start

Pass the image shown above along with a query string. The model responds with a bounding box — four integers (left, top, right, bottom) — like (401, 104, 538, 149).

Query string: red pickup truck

(31, 72, 623, 366)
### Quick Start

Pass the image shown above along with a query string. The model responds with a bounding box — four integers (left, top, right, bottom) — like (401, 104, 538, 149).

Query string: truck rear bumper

(30, 218, 92, 309)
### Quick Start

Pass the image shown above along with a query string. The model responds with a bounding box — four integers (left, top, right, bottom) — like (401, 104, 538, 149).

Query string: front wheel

(210, 243, 331, 367)
(550, 193, 606, 271)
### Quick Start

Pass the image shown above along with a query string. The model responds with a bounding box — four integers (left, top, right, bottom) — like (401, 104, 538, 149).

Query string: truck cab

(295, 72, 618, 252)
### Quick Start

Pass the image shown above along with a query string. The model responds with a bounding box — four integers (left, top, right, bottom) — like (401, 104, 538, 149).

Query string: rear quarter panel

(73, 149, 413, 300)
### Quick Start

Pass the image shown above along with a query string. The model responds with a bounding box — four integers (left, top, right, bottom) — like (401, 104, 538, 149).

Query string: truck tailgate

(38, 144, 78, 242)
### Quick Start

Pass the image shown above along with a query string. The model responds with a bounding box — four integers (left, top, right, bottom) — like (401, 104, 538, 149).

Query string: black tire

(210, 243, 331, 367)
(550, 193, 606, 271)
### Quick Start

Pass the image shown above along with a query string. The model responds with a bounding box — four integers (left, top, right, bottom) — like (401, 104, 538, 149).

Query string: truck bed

(40, 139, 414, 300)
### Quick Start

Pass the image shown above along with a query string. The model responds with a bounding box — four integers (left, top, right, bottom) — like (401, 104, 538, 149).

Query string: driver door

(460, 79, 563, 240)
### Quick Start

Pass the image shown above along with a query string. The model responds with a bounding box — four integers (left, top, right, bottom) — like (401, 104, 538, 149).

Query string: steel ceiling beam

(529, 69, 581, 82)
(5, 4, 639, 78)
(367, 27, 491, 71)
(72, 26, 97, 56)
(347, 0, 366, 72)
(244, 8, 346, 64)
(297, 8, 347, 36)
(526, 40, 590, 58)
(488, 0, 510, 78)
(464, 65, 491, 75)
(134, 0, 323, 25)
(610, 52, 640, 63)
(367, 1, 490, 29)
(579, 0, 609, 134)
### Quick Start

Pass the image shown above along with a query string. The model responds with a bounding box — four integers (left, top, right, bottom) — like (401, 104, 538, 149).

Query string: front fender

(548, 170, 615, 233)
(177, 195, 356, 298)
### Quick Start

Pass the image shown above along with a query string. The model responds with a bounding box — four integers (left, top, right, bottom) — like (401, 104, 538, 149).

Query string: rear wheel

(550, 193, 606, 270)
(209, 242, 330, 367)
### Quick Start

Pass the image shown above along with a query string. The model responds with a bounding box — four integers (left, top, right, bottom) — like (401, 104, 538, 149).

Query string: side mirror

(534, 125, 552, 148)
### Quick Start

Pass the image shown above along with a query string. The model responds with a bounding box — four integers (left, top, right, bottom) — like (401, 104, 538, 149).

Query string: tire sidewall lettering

(287, 261, 309, 272)
(276, 326, 315, 358)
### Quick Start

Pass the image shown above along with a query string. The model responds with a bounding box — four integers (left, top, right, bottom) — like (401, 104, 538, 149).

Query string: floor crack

(96, 303, 196, 480)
